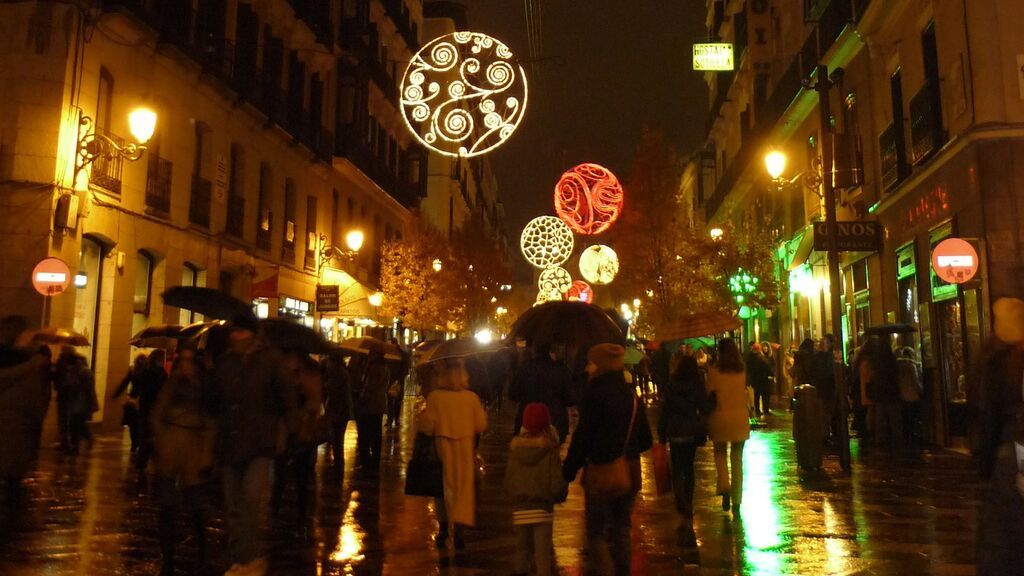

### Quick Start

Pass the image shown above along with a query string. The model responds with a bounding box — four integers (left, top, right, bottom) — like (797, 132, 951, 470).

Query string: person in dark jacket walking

(746, 343, 772, 417)
(113, 354, 149, 452)
(812, 336, 839, 441)
(323, 352, 353, 475)
(861, 337, 902, 451)
(355, 348, 389, 468)
(511, 344, 575, 442)
(564, 344, 653, 576)
(214, 317, 298, 576)
(387, 338, 410, 428)
(657, 355, 713, 546)
(54, 346, 97, 455)
(971, 297, 1024, 576)
(131, 350, 166, 473)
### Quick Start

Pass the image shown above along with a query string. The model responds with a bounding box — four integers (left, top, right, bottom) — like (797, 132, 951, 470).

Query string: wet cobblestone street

(0, 403, 982, 575)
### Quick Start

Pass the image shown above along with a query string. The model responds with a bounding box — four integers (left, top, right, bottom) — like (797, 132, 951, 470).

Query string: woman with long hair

(418, 358, 488, 549)
(706, 338, 750, 518)
(658, 354, 713, 545)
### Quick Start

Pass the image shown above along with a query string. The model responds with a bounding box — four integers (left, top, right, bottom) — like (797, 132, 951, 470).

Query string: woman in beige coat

(706, 338, 750, 518)
(418, 358, 488, 549)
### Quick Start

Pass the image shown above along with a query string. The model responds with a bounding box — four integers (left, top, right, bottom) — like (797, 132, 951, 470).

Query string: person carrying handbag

(563, 344, 653, 576)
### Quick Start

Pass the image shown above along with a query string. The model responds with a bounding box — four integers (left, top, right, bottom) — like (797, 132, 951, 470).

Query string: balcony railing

(145, 155, 172, 215)
(910, 82, 944, 165)
(335, 124, 419, 208)
(226, 195, 245, 238)
(90, 126, 124, 196)
(188, 175, 212, 228)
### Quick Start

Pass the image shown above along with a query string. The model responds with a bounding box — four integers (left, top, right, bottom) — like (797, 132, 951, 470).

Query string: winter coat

(54, 353, 97, 416)
(419, 388, 488, 527)
(294, 367, 325, 446)
(324, 359, 353, 422)
(706, 367, 751, 443)
(791, 350, 815, 386)
(356, 359, 390, 416)
(511, 357, 575, 441)
(970, 342, 1024, 576)
(504, 427, 567, 515)
(811, 351, 837, 403)
(563, 371, 653, 481)
(896, 358, 922, 402)
(214, 343, 298, 464)
(658, 370, 713, 443)
(745, 352, 772, 391)
(0, 352, 48, 479)
(862, 351, 900, 405)
(151, 370, 218, 486)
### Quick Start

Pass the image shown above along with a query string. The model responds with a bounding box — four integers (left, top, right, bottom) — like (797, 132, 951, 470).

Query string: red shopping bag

(651, 442, 671, 496)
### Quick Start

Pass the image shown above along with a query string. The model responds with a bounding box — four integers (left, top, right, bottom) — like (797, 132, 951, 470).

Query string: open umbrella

(162, 286, 255, 322)
(623, 346, 644, 365)
(129, 321, 223, 348)
(259, 318, 327, 354)
(865, 323, 916, 336)
(413, 338, 504, 367)
(27, 327, 89, 347)
(338, 336, 402, 361)
(509, 301, 625, 350)
(656, 312, 742, 341)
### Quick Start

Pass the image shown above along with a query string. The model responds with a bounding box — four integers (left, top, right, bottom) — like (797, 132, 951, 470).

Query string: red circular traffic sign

(32, 257, 71, 296)
(931, 238, 978, 284)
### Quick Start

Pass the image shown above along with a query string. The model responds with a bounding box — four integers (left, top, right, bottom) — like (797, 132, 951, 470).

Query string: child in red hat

(504, 403, 567, 576)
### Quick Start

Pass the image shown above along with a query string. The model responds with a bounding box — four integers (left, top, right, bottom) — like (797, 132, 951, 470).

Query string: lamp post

(75, 106, 157, 182)
(765, 64, 850, 472)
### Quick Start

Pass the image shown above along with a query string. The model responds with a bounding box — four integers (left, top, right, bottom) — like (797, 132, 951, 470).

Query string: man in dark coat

(563, 343, 653, 576)
(214, 317, 298, 574)
(323, 352, 353, 474)
(510, 344, 575, 442)
(745, 343, 773, 417)
(354, 348, 389, 467)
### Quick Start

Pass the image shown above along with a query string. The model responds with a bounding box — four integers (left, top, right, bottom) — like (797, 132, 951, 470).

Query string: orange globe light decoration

(566, 280, 593, 304)
(554, 163, 624, 235)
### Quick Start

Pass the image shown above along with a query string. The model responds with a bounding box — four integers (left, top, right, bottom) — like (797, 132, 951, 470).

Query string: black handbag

(405, 432, 444, 498)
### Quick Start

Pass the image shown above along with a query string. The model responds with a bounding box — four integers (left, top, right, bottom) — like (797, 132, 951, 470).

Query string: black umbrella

(413, 337, 504, 367)
(865, 323, 917, 336)
(509, 301, 625, 350)
(259, 318, 327, 354)
(162, 286, 255, 322)
(129, 321, 222, 348)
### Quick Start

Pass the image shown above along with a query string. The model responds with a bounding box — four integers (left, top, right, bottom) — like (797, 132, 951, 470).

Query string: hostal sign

(693, 43, 734, 71)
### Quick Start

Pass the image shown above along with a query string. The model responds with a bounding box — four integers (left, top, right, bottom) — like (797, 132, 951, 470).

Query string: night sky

(466, 0, 709, 235)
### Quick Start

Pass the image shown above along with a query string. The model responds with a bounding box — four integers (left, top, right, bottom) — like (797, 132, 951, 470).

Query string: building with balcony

(696, 0, 1024, 448)
(0, 0, 428, 431)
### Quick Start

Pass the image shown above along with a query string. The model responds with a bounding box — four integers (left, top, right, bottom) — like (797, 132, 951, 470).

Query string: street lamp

(75, 106, 157, 181)
(432, 259, 443, 273)
(709, 227, 724, 240)
(368, 292, 383, 308)
(318, 229, 364, 273)
(345, 230, 365, 253)
(763, 64, 850, 471)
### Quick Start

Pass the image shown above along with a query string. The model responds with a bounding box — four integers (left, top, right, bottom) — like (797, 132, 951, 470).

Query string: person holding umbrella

(706, 338, 749, 518)
(354, 346, 390, 469)
(510, 343, 575, 443)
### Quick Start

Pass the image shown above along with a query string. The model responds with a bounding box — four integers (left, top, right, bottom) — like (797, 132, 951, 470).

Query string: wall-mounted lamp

(75, 107, 157, 183)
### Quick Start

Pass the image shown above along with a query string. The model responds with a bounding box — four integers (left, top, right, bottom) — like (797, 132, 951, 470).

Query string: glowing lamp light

(738, 305, 753, 319)
(474, 329, 494, 344)
(554, 163, 624, 235)
(74, 272, 88, 288)
(710, 227, 724, 240)
(566, 280, 593, 304)
(400, 32, 528, 158)
(521, 216, 574, 269)
(128, 107, 157, 144)
(538, 266, 573, 295)
(346, 230, 365, 253)
(764, 149, 787, 180)
(578, 245, 619, 285)
(432, 258, 443, 272)
(368, 292, 383, 307)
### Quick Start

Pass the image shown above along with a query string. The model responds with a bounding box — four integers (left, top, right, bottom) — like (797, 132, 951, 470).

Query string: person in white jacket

(418, 357, 488, 550)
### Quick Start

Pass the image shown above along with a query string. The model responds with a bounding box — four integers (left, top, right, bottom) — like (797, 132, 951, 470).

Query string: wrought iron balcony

(145, 155, 172, 216)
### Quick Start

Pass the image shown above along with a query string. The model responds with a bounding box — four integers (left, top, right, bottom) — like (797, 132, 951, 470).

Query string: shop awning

(321, 267, 377, 319)
(785, 228, 816, 271)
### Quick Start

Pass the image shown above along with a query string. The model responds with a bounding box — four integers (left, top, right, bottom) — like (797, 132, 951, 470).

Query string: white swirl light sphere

(538, 266, 573, 295)
(535, 288, 563, 305)
(579, 245, 620, 285)
(400, 31, 528, 158)
(521, 216, 574, 269)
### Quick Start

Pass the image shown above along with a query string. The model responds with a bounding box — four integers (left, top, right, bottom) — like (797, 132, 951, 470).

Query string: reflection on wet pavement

(0, 404, 981, 575)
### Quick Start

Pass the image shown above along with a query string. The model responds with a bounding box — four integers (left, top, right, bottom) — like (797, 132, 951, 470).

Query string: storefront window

(279, 296, 313, 327)
(896, 243, 919, 350)
(253, 297, 270, 319)
(74, 238, 103, 366)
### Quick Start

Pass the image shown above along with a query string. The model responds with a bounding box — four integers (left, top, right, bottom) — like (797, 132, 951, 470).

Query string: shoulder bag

(583, 394, 638, 502)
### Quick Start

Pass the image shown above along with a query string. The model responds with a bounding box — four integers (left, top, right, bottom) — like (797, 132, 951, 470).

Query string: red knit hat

(521, 403, 551, 435)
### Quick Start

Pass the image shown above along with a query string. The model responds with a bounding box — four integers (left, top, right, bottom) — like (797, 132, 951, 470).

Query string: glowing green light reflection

(742, 433, 785, 575)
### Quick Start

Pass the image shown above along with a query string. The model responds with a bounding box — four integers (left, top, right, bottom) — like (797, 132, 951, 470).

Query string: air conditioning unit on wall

(54, 193, 80, 231)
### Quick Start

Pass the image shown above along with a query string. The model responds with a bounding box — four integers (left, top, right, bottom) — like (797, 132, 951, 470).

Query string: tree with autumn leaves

(612, 130, 784, 335)
(379, 216, 514, 335)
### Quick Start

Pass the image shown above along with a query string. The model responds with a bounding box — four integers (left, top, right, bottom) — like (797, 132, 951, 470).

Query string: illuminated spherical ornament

(521, 216, 574, 269)
(554, 163, 624, 235)
(538, 266, 573, 295)
(566, 280, 593, 304)
(535, 288, 563, 305)
(578, 245, 619, 285)
(400, 31, 528, 158)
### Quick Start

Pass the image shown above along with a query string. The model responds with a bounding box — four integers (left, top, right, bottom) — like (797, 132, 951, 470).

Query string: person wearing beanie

(972, 297, 1024, 575)
(563, 343, 653, 576)
(504, 402, 566, 576)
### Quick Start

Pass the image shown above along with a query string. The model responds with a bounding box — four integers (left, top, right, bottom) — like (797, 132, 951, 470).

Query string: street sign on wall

(32, 257, 71, 296)
(316, 284, 339, 313)
(693, 43, 734, 71)
(813, 221, 882, 252)
(931, 238, 979, 284)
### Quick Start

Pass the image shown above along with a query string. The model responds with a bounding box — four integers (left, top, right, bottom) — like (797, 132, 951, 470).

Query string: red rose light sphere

(554, 163, 624, 235)
(566, 280, 594, 304)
